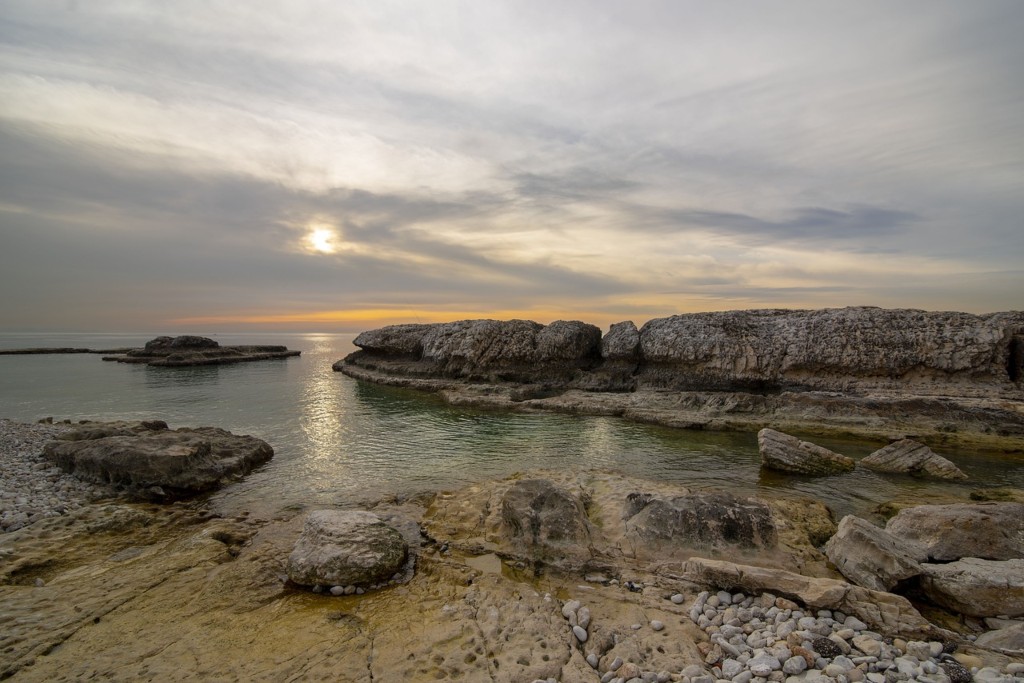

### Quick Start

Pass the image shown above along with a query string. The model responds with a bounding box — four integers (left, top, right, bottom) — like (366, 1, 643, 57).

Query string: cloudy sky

(1, 1, 1022, 332)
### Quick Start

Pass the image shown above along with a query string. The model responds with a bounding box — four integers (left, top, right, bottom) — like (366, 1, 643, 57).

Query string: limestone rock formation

(601, 321, 641, 360)
(885, 502, 1024, 561)
(919, 558, 1024, 618)
(104, 335, 300, 367)
(500, 479, 592, 563)
(286, 510, 409, 589)
(337, 307, 1024, 447)
(975, 622, 1024, 653)
(623, 491, 777, 551)
(824, 515, 926, 591)
(758, 428, 855, 475)
(860, 439, 967, 480)
(43, 420, 273, 499)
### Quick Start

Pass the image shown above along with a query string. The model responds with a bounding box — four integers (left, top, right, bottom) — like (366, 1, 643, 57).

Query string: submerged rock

(43, 421, 273, 500)
(824, 515, 926, 591)
(919, 557, 1024, 618)
(860, 439, 967, 480)
(885, 502, 1024, 561)
(286, 510, 409, 589)
(758, 428, 855, 475)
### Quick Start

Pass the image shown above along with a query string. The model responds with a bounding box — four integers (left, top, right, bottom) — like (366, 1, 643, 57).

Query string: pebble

(650, 620, 665, 632)
(572, 624, 588, 642)
(671, 593, 685, 604)
(0, 420, 116, 532)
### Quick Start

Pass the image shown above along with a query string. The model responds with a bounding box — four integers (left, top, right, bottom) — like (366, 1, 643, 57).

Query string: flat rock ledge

(335, 307, 1024, 450)
(102, 335, 300, 366)
(43, 420, 273, 500)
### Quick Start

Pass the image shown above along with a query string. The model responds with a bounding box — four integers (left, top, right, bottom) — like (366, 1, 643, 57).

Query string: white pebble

(650, 620, 664, 631)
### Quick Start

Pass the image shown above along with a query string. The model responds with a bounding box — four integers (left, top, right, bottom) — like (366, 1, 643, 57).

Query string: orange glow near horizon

(167, 306, 669, 331)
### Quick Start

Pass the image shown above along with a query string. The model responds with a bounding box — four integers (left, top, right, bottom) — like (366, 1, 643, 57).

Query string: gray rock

(758, 429, 855, 476)
(885, 502, 1024, 562)
(860, 440, 967, 480)
(352, 324, 431, 356)
(117, 335, 299, 366)
(501, 479, 591, 564)
(286, 510, 408, 589)
(783, 656, 808, 675)
(919, 558, 1024, 617)
(572, 624, 588, 642)
(974, 622, 1024, 652)
(624, 490, 777, 551)
(825, 515, 926, 591)
(602, 321, 641, 360)
(43, 424, 273, 500)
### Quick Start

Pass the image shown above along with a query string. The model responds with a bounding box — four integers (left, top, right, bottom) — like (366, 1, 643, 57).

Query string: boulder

(601, 321, 640, 360)
(623, 491, 777, 551)
(824, 515, 926, 591)
(885, 502, 1024, 561)
(860, 439, 967, 480)
(535, 320, 602, 363)
(286, 510, 408, 588)
(918, 558, 1024, 618)
(43, 422, 273, 500)
(974, 622, 1024, 653)
(351, 324, 431, 356)
(758, 428, 855, 475)
(500, 479, 591, 561)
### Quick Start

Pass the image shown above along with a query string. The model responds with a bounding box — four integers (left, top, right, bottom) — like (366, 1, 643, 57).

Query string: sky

(1, 1, 1022, 333)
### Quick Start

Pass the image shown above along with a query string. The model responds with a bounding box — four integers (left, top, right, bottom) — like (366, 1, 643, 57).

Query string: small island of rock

(103, 335, 300, 367)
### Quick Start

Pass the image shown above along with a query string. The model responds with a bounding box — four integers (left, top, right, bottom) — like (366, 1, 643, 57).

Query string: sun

(307, 227, 337, 254)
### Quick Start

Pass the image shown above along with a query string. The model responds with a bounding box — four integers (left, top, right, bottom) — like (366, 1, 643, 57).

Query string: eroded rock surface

(286, 510, 409, 589)
(623, 491, 777, 552)
(884, 502, 1024, 561)
(919, 558, 1024, 618)
(336, 308, 1024, 449)
(42, 421, 273, 500)
(860, 439, 968, 480)
(824, 515, 926, 592)
(758, 428, 856, 476)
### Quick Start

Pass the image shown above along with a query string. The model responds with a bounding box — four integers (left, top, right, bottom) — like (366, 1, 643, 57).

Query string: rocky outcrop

(337, 308, 1024, 449)
(286, 510, 409, 589)
(918, 558, 1024, 618)
(104, 335, 300, 366)
(824, 515, 926, 592)
(500, 478, 592, 567)
(43, 420, 273, 499)
(623, 491, 777, 551)
(757, 428, 855, 475)
(884, 502, 1024, 561)
(860, 439, 968, 480)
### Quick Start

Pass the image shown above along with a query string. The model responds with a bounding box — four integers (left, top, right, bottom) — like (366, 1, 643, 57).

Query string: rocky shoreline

(336, 308, 1024, 450)
(1, 335, 301, 367)
(2, 418, 1022, 681)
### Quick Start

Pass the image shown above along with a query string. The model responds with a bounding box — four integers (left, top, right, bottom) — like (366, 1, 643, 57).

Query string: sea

(1, 332, 1020, 520)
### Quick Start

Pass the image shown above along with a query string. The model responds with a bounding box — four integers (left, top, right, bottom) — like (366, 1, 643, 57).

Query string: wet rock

(860, 440, 967, 480)
(500, 479, 591, 560)
(623, 491, 777, 551)
(918, 558, 1024, 617)
(43, 424, 273, 500)
(824, 515, 925, 591)
(885, 502, 1024, 561)
(758, 429, 855, 476)
(286, 510, 409, 589)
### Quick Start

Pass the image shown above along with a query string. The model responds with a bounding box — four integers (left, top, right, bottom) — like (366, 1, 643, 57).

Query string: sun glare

(307, 227, 337, 254)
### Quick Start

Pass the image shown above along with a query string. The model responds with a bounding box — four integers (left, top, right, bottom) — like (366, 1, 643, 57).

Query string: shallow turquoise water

(1, 332, 1020, 520)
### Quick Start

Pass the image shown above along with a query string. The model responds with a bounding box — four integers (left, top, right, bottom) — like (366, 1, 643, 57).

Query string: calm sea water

(1, 332, 1021, 520)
